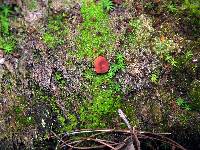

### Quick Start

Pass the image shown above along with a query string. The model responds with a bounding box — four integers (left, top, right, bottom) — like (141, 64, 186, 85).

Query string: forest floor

(0, 0, 200, 149)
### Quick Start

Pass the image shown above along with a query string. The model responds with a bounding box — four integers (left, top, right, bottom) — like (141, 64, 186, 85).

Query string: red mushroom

(94, 56, 109, 74)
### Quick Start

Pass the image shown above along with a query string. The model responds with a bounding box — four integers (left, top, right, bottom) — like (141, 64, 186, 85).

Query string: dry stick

(72, 131, 112, 148)
(66, 138, 118, 150)
(90, 138, 118, 150)
(51, 131, 74, 149)
(67, 139, 118, 145)
(139, 135, 186, 150)
(60, 130, 119, 149)
(57, 129, 185, 150)
(61, 129, 171, 136)
(59, 129, 171, 145)
(62, 144, 119, 150)
(67, 140, 84, 150)
(118, 109, 140, 150)
(138, 133, 185, 150)
(61, 138, 119, 150)
(58, 129, 184, 150)
(139, 133, 187, 150)
(59, 129, 170, 149)
(58, 131, 119, 150)
(115, 136, 132, 150)
(59, 130, 117, 148)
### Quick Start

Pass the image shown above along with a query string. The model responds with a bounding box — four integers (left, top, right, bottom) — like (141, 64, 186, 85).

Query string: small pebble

(0, 58, 5, 65)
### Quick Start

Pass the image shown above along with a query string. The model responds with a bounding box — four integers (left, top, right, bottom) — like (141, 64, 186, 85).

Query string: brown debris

(135, 2, 144, 16)
(12, 52, 21, 59)
(112, 0, 123, 5)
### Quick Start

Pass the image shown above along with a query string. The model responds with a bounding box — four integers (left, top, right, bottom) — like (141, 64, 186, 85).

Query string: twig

(115, 136, 131, 150)
(118, 109, 132, 130)
(90, 138, 118, 150)
(139, 133, 187, 150)
(62, 144, 119, 150)
(51, 131, 74, 149)
(53, 129, 184, 150)
(58, 129, 171, 136)
(61, 138, 119, 149)
(60, 131, 118, 148)
(118, 109, 140, 150)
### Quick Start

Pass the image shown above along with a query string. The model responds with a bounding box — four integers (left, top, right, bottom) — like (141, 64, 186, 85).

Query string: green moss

(11, 96, 35, 130)
(32, 84, 80, 132)
(189, 80, 200, 111)
(166, 2, 178, 13)
(42, 14, 68, 48)
(80, 89, 121, 128)
(42, 32, 56, 48)
(122, 105, 139, 127)
(16, 115, 34, 127)
(153, 37, 178, 67)
(0, 5, 16, 54)
(0, 35, 16, 54)
(24, 0, 38, 11)
(102, 0, 114, 11)
(150, 73, 159, 84)
(75, 0, 115, 59)
(182, 0, 200, 16)
(53, 71, 67, 90)
(79, 54, 125, 128)
(0, 5, 11, 34)
(178, 0, 200, 36)
(65, 1, 127, 129)
(126, 15, 154, 49)
(58, 113, 78, 132)
(176, 97, 191, 111)
(177, 113, 191, 126)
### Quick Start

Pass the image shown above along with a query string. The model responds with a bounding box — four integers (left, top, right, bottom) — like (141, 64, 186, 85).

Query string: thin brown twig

(115, 136, 132, 150)
(60, 131, 119, 149)
(53, 128, 185, 150)
(139, 134, 187, 150)
(118, 109, 140, 150)
(61, 129, 171, 136)
(61, 139, 119, 149)
(51, 131, 74, 149)
(89, 138, 118, 150)
(66, 139, 118, 145)
(71, 131, 110, 148)
(139, 133, 187, 150)
(68, 139, 84, 150)
(139, 135, 183, 150)
(58, 130, 185, 150)
(59, 129, 121, 148)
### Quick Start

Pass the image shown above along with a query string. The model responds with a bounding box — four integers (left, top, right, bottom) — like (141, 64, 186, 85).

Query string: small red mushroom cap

(94, 56, 109, 74)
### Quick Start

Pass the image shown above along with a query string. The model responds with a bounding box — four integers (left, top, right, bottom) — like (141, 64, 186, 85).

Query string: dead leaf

(93, 48, 97, 53)
(160, 35, 165, 42)
(154, 0, 160, 3)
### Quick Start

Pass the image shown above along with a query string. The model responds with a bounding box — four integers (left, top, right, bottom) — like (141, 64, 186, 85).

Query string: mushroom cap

(94, 56, 109, 74)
